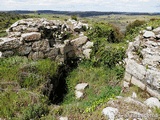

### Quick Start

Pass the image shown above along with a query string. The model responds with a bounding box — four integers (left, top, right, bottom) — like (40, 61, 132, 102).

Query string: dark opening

(43, 58, 79, 104)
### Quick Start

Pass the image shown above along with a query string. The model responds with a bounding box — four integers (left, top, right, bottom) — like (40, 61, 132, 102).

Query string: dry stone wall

(124, 26, 160, 99)
(0, 18, 93, 63)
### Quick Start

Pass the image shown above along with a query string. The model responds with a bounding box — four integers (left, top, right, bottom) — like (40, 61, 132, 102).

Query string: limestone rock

(32, 39, 50, 52)
(102, 107, 119, 120)
(146, 26, 152, 31)
(82, 41, 94, 49)
(127, 111, 143, 119)
(153, 27, 160, 34)
(0, 37, 20, 51)
(56, 44, 73, 55)
(59, 117, 68, 120)
(46, 48, 59, 59)
(26, 27, 39, 32)
(29, 51, 44, 60)
(123, 81, 130, 88)
(2, 51, 14, 57)
(75, 83, 89, 91)
(8, 32, 21, 37)
(18, 46, 31, 55)
(21, 32, 41, 42)
(125, 59, 146, 80)
(71, 36, 88, 47)
(75, 90, 84, 99)
(83, 49, 92, 59)
(156, 34, 160, 39)
(131, 92, 137, 99)
(144, 97, 160, 108)
(0, 51, 2, 57)
(143, 31, 156, 38)
(10, 21, 19, 28)
(124, 97, 146, 108)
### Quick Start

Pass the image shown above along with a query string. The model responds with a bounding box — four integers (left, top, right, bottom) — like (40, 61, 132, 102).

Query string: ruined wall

(0, 18, 93, 63)
(124, 26, 160, 99)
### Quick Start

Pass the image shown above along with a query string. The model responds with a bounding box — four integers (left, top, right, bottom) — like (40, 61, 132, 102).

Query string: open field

(88, 15, 160, 32)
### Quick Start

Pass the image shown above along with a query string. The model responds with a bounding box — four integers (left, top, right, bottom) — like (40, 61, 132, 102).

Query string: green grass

(0, 56, 59, 119)
(47, 60, 123, 119)
(0, 90, 49, 120)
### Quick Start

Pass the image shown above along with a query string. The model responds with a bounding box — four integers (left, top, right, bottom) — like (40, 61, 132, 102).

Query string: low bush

(87, 22, 123, 43)
(125, 20, 146, 35)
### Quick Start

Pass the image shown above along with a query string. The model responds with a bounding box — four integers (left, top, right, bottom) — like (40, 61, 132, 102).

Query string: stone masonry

(0, 18, 93, 63)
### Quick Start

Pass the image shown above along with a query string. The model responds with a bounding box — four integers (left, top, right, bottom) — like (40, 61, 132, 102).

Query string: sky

(0, 0, 160, 12)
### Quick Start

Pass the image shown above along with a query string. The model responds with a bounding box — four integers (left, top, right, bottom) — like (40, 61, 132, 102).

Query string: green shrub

(91, 46, 126, 68)
(125, 20, 146, 35)
(71, 15, 78, 21)
(87, 22, 123, 43)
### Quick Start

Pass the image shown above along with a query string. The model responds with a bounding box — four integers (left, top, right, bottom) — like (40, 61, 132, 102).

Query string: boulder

(83, 49, 92, 59)
(125, 59, 146, 80)
(124, 97, 146, 108)
(75, 90, 84, 99)
(21, 32, 41, 42)
(71, 36, 88, 47)
(59, 117, 68, 120)
(126, 111, 143, 119)
(26, 27, 39, 32)
(75, 83, 89, 91)
(146, 26, 152, 31)
(0, 37, 20, 51)
(18, 46, 32, 55)
(82, 41, 94, 49)
(156, 34, 160, 39)
(153, 27, 160, 34)
(56, 44, 73, 55)
(0, 51, 2, 57)
(131, 92, 137, 99)
(8, 32, 21, 37)
(32, 39, 50, 52)
(12, 25, 27, 32)
(143, 31, 156, 38)
(144, 97, 160, 108)
(102, 107, 119, 120)
(2, 51, 14, 57)
(29, 51, 44, 60)
(10, 21, 19, 28)
(123, 81, 130, 88)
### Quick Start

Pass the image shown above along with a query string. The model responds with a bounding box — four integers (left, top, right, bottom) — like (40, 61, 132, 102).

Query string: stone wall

(124, 26, 160, 99)
(0, 18, 93, 63)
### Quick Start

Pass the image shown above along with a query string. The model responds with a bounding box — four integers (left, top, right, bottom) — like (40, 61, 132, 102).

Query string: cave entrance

(43, 58, 79, 105)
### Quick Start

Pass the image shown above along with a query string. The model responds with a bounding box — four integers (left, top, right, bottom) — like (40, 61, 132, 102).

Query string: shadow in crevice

(43, 58, 79, 105)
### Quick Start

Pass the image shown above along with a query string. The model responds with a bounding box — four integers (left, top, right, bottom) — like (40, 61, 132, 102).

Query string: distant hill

(2, 10, 160, 17)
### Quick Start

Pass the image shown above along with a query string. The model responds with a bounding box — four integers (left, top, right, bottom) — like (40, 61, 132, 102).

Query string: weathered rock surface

(104, 95, 158, 120)
(143, 31, 156, 38)
(59, 116, 68, 120)
(75, 83, 89, 91)
(144, 97, 160, 108)
(124, 26, 160, 99)
(75, 90, 84, 99)
(0, 18, 92, 63)
(75, 83, 89, 99)
(102, 107, 119, 120)
(21, 32, 41, 42)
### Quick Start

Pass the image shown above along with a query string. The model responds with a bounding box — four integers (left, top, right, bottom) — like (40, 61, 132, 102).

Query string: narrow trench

(44, 58, 79, 104)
